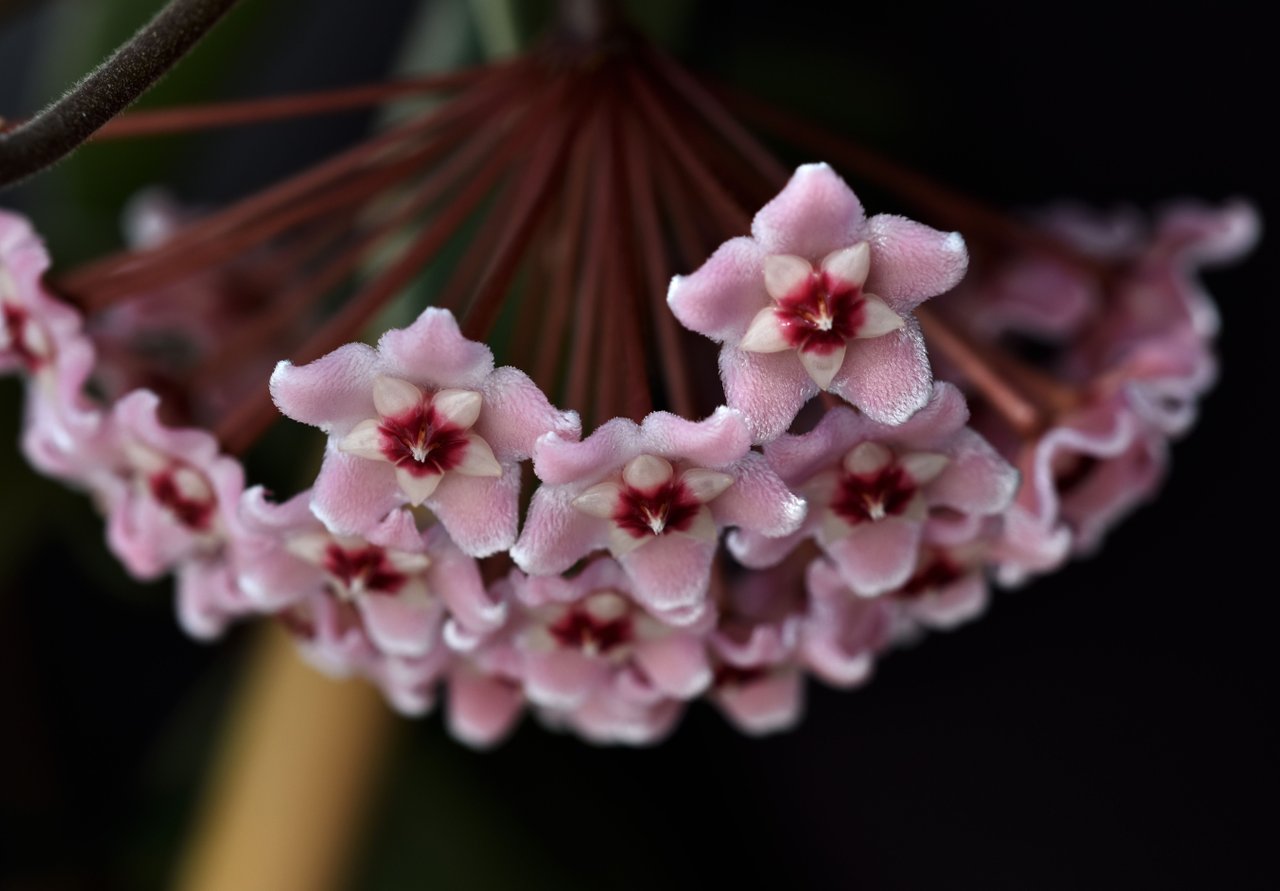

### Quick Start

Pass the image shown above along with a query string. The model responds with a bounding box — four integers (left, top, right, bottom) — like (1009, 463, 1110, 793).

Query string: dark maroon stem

(0, 0, 243, 189)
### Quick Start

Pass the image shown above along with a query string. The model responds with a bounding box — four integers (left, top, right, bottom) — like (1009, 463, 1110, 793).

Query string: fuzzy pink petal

(376, 306, 493, 389)
(524, 648, 606, 709)
(828, 318, 932, 426)
(993, 504, 1072, 587)
(801, 561, 892, 686)
(618, 534, 715, 618)
(310, 446, 403, 536)
(1020, 404, 1138, 529)
(476, 366, 580, 461)
(269, 343, 380, 435)
(762, 407, 864, 484)
(357, 594, 441, 659)
(238, 552, 322, 611)
(234, 490, 324, 610)
(511, 486, 611, 575)
(826, 517, 922, 597)
(864, 214, 968, 312)
(375, 650, 450, 716)
(531, 420, 642, 485)
(710, 451, 808, 537)
(424, 525, 507, 635)
(633, 633, 712, 699)
(750, 163, 866, 258)
(115, 389, 220, 463)
(909, 574, 989, 630)
(513, 558, 632, 608)
(427, 469, 521, 558)
(928, 429, 1020, 515)
(726, 527, 807, 570)
(568, 692, 683, 746)
(239, 486, 318, 534)
(1063, 433, 1165, 554)
(638, 406, 752, 468)
(175, 558, 244, 641)
(447, 671, 523, 748)
(893, 381, 970, 442)
(716, 670, 804, 736)
(666, 236, 769, 342)
(106, 489, 202, 579)
(712, 617, 799, 668)
(719, 346, 819, 443)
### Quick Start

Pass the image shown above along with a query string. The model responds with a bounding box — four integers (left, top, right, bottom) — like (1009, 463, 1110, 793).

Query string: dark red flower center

(147, 471, 215, 531)
(774, 270, 866, 355)
(831, 465, 917, 525)
(897, 554, 964, 599)
(714, 663, 768, 688)
(2, 303, 45, 371)
(613, 479, 703, 539)
(323, 544, 407, 596)
(377, 401, 470, 478)
(548, 605, 634, 655)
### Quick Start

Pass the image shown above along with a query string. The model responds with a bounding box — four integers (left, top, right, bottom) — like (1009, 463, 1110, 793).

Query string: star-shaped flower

(728, 383, 1017, 597)
(270, 307, 580, 556)
(511, 407, 806, 622)
(508, 559, 714, 712)
(1, 211, 109, 484)
(668, 163, 968, 441)
(239, 489, 502, 658)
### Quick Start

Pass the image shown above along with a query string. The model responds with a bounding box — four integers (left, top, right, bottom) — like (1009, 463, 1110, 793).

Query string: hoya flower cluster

(0, 159, 1253, 746)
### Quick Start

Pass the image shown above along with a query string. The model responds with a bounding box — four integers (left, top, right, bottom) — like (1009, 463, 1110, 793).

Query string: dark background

(1, 1, 1275, 888)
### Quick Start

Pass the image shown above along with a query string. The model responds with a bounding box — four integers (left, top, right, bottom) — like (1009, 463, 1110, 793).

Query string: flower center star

(287, 532, 433, 602)
(547, 591, 634, 658)
(571, 454, 735, 556)
(123, 439, 219, 533)
(739, 243, 906, 389)
(1, 295, 51, 372)
(820, 441, 950, 539)
(323, 543, 408, 598)
(896, 551, 965, 600)
(146, 466, 217, 531)
(340, 375, 501, 504)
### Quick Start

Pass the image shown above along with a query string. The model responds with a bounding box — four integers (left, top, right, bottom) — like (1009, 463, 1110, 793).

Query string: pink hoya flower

(668, 163, 968, 440)
(889, 543, 992, 631)
(729, 383, 1017, 597)
(1103, 200, 1259, 346)
(239, 489, 501, 659)
(100, 390, 246, 580)
(278, 592, 453, 717)
(270, 307, 579, 556)
(707, 565, 806, 735)
(444, 606, 525, 748)
(511, 407, 806, 623)
(279, 593, 381, 679)
(545, 677, 686, 746)
(711, 660, 805, 737)
(367, 647, 454, 717)
(176, 554, 254, 641)
(0, 211, 79, 378)
(799, 558, 895, 688)
(508, 559, 713, 712)
(0, 211, 108, 484)
(980, 399, 1159, 587)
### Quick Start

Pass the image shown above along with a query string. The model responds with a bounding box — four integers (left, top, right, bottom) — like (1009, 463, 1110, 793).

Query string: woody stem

(0, 0, 243, 189)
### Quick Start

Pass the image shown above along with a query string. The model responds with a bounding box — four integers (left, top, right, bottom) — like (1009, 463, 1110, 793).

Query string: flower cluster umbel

(0, 162, 1254, 745)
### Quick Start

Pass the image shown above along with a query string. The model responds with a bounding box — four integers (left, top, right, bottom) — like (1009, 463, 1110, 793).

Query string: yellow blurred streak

(173, 625, 395, 891)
